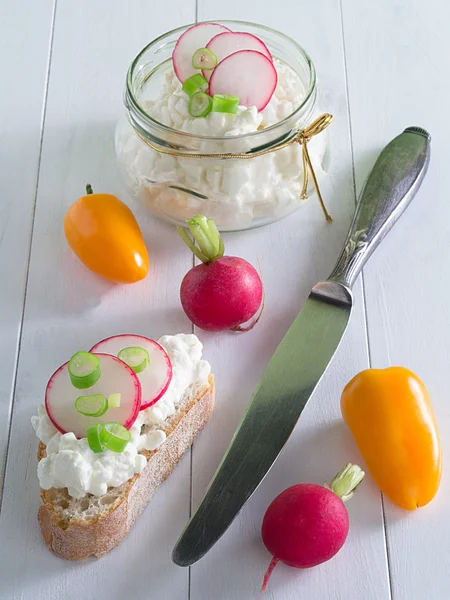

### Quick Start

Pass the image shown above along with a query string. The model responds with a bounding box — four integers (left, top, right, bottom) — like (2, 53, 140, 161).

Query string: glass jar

(115, 21, 327, 231)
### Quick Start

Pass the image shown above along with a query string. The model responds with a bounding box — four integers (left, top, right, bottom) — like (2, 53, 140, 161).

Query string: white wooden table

(1, 1, 448, 598)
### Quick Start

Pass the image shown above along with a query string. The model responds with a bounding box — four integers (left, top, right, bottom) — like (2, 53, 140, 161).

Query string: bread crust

(37, 376, 214, 559)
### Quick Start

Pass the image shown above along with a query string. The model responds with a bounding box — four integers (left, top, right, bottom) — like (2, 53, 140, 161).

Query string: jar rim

(125, 19, 317, 142)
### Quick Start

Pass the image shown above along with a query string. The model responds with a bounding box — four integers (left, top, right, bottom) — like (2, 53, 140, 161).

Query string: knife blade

(173, 126, 431, 567)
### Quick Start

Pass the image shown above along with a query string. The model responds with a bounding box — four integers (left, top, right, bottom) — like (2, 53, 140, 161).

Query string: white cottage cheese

(116, 60, 326, 229)
(32, 334, 211, 499)
(145, 61, 302, 136)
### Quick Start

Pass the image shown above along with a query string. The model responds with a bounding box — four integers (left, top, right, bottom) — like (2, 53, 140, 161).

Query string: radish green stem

(177, 227, 209, 263)
(325, 463, 365, 502)
(206, 218, 220, 255)
(218, 237, 225, 257)
(190, 222, 215, 258)
(177, 214, 225, 264)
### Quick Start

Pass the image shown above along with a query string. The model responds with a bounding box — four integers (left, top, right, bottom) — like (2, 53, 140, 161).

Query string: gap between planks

(0, 0, 59, 515)
(188, 7, 198, 599)
(338, 0, 393, 598)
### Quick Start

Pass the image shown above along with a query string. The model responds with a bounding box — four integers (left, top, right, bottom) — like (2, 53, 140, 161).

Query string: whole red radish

(261, 463, 365, 593)
(177, 215, 263, 332)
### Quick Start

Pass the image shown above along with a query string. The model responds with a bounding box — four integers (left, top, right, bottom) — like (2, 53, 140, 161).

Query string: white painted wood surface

(190, 1, 389, 599)
(0, 0, 446, 598)
(0, 0, 55, 493)
(0, 1, 194, 599)
(342, 1, 450, 598)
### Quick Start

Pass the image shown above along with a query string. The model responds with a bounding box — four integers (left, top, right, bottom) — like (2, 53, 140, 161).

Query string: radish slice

(90, 335, 173, 410)
(172, 22, 231, 83)
(209, 50, 278, 111)
(203, 31, 273, 81)
(45, 354, 141, 439)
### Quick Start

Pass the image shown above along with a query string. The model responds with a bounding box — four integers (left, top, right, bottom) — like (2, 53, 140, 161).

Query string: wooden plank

(341, 1, 450, 598)
(0, 1, 195, 599)
(189, 2, 391, 598)
(0, 0, 55, 493)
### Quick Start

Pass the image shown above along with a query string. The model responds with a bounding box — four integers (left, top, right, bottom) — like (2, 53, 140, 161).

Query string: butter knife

(172, 126, 431, 566)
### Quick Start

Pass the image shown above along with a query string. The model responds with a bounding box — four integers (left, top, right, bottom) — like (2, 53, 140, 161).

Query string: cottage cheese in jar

(116, 22, 328, 230)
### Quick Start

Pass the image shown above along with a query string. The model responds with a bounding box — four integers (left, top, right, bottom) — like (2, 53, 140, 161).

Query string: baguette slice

(37, 374, 214, 560)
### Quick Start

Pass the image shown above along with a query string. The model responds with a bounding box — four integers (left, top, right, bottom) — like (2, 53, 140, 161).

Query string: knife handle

(328, 127, 431, 289)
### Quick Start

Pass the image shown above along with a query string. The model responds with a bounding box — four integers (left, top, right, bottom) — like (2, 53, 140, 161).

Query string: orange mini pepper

(341, 367, 441, 510)
(64, 185, 149, 283)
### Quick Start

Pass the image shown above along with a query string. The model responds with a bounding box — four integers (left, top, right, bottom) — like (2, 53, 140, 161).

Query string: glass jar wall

(115, 21, 327, 231)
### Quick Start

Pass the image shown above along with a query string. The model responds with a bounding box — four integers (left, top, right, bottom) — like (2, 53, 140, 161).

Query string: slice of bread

(37, 375, 214, 560)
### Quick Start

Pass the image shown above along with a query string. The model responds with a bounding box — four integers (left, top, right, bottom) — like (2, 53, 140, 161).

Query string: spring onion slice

(100, 422, 131, 453)
(108, 393, 122, 408)
(118, 346, 150, 374)
(68, 351, 101, 389)
(212, 94, 240, 114)
(192, 47, 218, 70)
(87, 424, 104, 454)
(182, 73, 208, 97)
(75, 394, 108, 417)
(189, 92, 213, 118)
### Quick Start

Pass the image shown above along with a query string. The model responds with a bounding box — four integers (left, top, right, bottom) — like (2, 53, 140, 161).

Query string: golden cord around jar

(135, 113, 333, 222)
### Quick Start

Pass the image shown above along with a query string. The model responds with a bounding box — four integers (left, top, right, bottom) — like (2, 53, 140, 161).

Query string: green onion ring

(87, 424, 104, 454)
(118, 346, 150, 374)
(100, 422, 131, 453)
(75, 394, 108, 417)
(68, 351, 101, 390)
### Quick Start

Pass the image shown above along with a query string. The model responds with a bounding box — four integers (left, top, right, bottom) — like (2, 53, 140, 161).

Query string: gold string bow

(135, 112, 333, 222)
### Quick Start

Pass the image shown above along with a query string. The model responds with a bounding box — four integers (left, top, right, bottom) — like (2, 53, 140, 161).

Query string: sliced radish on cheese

(45, 353, 141, 439)
(90, 334, 173, 410)
(209, 50, 278, 111)
(172, 22, 231, 83)
(204, 31, 273, 81)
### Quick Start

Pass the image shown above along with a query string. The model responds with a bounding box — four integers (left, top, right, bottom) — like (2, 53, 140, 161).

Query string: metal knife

(172, 126, 431, 567)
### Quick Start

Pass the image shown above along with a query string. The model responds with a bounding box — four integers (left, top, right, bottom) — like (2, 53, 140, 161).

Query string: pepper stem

(86, 184, 93, 195)
(324, 463, 365, 502)
(177, 215, 225, 264)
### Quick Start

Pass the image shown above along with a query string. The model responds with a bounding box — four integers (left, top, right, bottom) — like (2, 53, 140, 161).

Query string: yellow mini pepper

(64, 184, 149, 284)
(341, 367, 441, 510)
